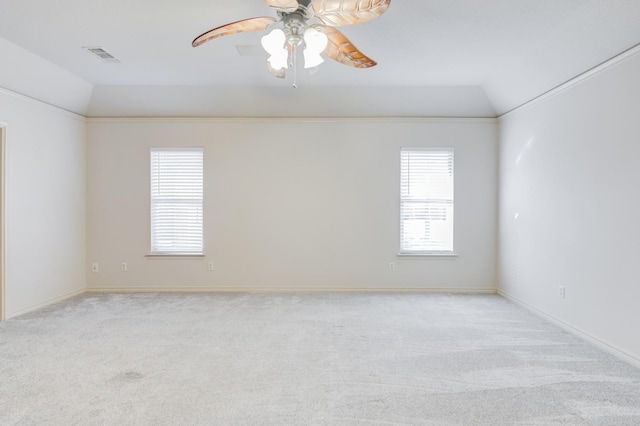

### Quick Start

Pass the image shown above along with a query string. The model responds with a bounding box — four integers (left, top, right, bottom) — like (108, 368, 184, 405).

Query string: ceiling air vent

(236, 45, 264, 57)
(82, 46, 121, 63)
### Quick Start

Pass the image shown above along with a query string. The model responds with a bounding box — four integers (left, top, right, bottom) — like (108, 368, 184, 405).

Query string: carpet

(1, 293, 639, 425)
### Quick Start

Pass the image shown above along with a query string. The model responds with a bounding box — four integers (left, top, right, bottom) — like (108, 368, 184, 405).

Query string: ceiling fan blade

(264, 0, 299, 12)
(319, 27, 377, 68)
(311, 0, 390, 26)
(192, 17, 277, 47)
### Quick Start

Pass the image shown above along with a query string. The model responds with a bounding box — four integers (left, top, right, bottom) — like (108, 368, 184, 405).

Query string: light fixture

(260, 26, 329, 72)
(261, 29, 288, 71)
(260, 8, 329, 73)
(303, 27, 328, 68)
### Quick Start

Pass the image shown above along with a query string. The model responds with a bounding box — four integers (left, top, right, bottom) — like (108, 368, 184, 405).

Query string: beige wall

(86, 118, 498, 291)
(0, 88, 86, 317)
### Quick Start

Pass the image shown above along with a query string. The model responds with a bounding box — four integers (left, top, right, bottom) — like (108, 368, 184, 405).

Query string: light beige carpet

(1, 293, 639, 425)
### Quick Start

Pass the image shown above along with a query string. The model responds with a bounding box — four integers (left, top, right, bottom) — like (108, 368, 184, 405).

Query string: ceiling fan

(192, 0, 391, 81)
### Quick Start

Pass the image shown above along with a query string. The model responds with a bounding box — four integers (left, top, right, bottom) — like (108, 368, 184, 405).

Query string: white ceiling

(1, 0, 640, 117)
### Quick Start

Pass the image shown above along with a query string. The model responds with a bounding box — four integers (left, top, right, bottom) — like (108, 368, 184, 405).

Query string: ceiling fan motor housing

(282, 12, 309, 46)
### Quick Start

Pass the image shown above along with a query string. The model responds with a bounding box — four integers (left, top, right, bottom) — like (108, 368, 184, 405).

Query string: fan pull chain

(291, 45, 298, 89)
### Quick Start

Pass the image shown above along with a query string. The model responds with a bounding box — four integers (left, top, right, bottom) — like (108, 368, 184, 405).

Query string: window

(400, 148, 454, 253)
(150, 148, 203, 254)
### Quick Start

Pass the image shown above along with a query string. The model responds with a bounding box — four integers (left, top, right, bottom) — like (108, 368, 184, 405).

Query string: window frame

(399, 147, 455, 256)
(149, 147, 204, 256)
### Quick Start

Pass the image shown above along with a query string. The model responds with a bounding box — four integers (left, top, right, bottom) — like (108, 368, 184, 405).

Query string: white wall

(499, 49, 640, 364)
(0, 89, 86, 317)
(87, 118, 497, 291)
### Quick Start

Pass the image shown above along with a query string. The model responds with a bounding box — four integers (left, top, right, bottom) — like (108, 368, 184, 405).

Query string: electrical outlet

(121, 262, 128, 272)
(91, 263, 99, 272)
(389, 262, 396, 271)
(559, 286, 566, 299)
(207, 262, 214, 271)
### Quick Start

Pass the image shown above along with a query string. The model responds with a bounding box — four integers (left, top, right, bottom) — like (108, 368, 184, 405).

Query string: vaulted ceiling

(1, 0, 640, 117)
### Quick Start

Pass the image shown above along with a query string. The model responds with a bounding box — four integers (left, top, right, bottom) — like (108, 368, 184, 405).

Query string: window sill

(397, 253, 459, 259)
(146, 253, 205, 260)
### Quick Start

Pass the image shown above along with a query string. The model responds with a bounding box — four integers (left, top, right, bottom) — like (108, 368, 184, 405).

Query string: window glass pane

(400, 149, 454, 253)
(150, 148, 203, 254)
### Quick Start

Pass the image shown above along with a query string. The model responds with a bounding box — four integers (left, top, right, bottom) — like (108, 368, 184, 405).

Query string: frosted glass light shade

(261, 29, 288, 70)
(303, 28, 328, 68)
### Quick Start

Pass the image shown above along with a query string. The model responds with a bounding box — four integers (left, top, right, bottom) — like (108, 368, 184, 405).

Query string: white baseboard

(7, 288, 85, 319)
(498, 290, 640, 370)
(86, 286, 498, 294)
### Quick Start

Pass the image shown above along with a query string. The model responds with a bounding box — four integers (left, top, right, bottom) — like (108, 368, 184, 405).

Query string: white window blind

(150, 148, 203, 254)
(400, 148, 454, 253)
